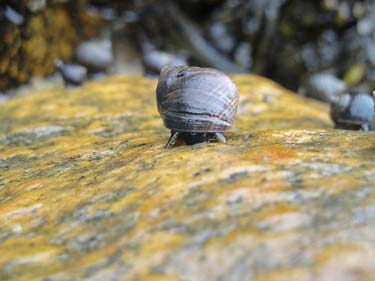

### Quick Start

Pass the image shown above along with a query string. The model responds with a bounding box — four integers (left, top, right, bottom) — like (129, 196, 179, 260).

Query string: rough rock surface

(0, 75, 374, 281)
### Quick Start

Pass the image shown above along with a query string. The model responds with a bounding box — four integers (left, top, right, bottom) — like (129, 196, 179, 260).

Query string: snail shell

(330, 92, 375, 131)
(55, 60, 87, 87)
(156, 66, 238, 133)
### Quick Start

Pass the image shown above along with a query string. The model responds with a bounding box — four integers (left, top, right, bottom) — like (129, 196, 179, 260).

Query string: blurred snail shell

(55, 60, 87, 87)
(156, 66, 238, 147)
(330, 92, 375, 131)
(76, 40, 113, 72)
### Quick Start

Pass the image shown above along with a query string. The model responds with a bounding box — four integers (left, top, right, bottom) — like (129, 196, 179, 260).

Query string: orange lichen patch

(241, 144, 298, 162)
(0, 75, 374, 280)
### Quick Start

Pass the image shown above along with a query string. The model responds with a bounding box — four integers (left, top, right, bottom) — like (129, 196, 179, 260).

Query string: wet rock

(301, 30, 341, 73)
(303, 73, 347, 103)
(0, 75, 374, 280)
(4, 5, 25, 25)
(356, 7, 375, 36)
(165, 2, 246, 73)
(76, 39, 113, 73)
(86, 4, 116, 21)
(141, 43, 188, 74)
(234, 42, 252, 69)
(110, 25, 144, 75)
(365, 38, 375, 66)
(0, 2, 105, 91)
(27, 0, 47, 13)
(208, 22, 235, 53)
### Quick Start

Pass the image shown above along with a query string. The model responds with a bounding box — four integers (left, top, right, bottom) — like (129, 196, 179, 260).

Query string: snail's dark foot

(65, 82, 82, 88)
(89, 71, 107, 80)
(165, 131, 227, 148)
(335, 124, 361, 130)
(180, 132, 217, 145)
(335, 121, 373, 131)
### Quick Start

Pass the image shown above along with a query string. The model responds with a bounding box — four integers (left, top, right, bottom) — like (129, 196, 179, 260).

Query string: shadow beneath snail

(166, 131, 226, 148)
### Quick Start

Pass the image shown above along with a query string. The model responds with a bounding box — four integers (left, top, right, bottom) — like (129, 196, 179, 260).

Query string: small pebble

(4, 5, 25, 25)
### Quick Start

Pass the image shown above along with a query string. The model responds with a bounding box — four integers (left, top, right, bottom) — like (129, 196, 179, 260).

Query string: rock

(0, 75, 374, 281)
(76, 39, 113, 73)
(304, 73, 347, 103)
(110, 26, 144, 76)
(4, 5, 25, 25)
(0, 1, 105, 91)
(234, 42, 253, 69)
(142, 47, 188, 74)
(208, 22, 235, 53)
(27, 0, 47, 13)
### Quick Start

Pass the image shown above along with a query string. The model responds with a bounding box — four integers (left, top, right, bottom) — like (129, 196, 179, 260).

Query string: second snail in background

(330, 91, 375, 131)
(156, 66, 239, 148)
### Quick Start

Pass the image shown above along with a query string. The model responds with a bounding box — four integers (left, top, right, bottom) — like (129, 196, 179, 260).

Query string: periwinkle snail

(330, 91, 375, 131)
(55, 60, 87, 87)
(156, 66, 239, 148)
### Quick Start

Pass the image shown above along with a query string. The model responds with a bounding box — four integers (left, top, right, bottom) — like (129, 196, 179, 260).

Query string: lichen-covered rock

(0, 75, 374, 281)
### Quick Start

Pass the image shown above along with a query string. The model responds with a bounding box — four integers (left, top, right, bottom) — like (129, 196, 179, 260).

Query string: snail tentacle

(165, 131, 180, 148)
(215, 132, 226, 143)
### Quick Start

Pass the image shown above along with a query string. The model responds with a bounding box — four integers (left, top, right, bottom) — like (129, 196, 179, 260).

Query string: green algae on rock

(0, 75, 375, 281)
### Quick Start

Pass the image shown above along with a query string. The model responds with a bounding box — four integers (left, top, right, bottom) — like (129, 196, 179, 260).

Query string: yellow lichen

(0, 75, 374, 280)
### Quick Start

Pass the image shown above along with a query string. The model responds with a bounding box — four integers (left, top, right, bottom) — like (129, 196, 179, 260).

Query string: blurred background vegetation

(1, 0, 374, 99)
